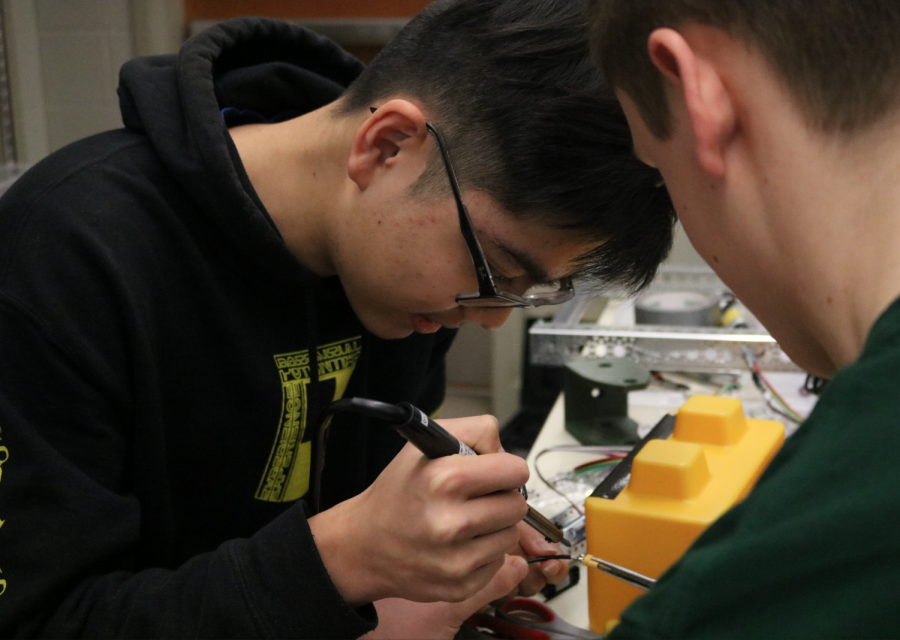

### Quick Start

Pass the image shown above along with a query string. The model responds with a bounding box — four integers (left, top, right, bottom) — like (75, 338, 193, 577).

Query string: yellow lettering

(259, 339, 361, 502)
(319, 359, 336, 375)
(275, 352, 310, 369)
(0, 446, 8, 465)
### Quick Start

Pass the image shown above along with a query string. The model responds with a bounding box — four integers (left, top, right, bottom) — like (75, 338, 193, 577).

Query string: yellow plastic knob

(673, 395, 747, 446)
(629, 439, 711, 500)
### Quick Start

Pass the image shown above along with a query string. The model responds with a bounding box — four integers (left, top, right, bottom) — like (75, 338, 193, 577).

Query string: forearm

(1, 417, 375, 640)
(6, 503, 376, 638)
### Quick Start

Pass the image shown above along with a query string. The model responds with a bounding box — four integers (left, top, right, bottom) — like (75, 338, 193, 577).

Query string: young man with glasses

(0, 0, 672, 637)
(589, 0, 900, 637)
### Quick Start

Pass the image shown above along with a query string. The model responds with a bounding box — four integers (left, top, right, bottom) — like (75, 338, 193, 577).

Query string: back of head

(590, 0, 900, 139)
(340, 0, 675, 293)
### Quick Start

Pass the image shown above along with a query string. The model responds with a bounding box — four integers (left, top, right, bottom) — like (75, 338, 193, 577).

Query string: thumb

(469, 555, 529, 610)
(435, 415, 503, 454)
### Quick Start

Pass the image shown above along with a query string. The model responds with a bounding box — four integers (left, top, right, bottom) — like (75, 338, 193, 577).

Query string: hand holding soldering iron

(307, 414, 532, 607)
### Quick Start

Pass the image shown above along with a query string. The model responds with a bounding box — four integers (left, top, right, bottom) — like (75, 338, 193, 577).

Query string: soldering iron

(311, 397, 570, 547)
(527, 553, 655, 591)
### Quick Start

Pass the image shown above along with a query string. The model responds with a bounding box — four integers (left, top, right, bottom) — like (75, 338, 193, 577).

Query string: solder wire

(527, 554, 655, 591)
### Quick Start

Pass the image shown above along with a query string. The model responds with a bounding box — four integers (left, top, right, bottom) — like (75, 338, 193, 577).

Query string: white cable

(533, 445, 632, 515)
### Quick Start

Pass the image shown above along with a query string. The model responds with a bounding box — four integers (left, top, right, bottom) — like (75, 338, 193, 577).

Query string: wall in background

(184, 0, 430, 20)
(444, 309, 526, 426)
(4, 0, 184, 163)
(185, 0, 429, 64)
(33, 0, 132, 153)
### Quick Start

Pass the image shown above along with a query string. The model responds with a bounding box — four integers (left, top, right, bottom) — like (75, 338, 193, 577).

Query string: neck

(229, 102, 364, 277)
(756, 111, 900, 372)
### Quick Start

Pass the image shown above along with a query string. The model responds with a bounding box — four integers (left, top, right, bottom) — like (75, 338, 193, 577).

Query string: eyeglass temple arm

(369, 106, 497, 297)
(424, 123, 498, 295)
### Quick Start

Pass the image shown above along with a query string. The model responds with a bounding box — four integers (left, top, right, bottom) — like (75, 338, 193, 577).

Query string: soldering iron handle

(395, 402, 477, 459)
(393, 401, 569, 547)
(395, 401, 524, 500)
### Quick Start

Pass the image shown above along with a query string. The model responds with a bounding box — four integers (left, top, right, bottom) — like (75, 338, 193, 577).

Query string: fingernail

(512, 556, 529, 576)
(543, 562, 565, 579)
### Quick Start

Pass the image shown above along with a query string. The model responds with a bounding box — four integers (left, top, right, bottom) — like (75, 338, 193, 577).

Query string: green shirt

(611, 298, 900, 639)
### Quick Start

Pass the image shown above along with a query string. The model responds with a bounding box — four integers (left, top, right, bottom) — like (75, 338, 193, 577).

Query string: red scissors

(460, 598, 601, 640)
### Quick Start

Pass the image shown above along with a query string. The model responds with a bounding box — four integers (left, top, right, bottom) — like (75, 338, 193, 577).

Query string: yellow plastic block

(674, 396, 747, 446)
(628, 439, 710, 500)
(584, 396, 785, 634)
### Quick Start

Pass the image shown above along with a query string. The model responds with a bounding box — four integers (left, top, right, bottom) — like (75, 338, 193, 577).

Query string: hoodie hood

(117, 17, 365, 286)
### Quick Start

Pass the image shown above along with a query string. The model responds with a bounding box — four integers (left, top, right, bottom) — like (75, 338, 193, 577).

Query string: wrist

(308, 493, 387, 607)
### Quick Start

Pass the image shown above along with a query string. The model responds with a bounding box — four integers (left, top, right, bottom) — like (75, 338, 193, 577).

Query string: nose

(464, 306, 514, 330)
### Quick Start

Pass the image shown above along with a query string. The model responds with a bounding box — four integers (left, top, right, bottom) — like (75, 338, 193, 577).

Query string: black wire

(804, 374, 829, 396)
(527, 555, 573, 564)
(311, 398, 411, 513)
(750, 369, 764, 392)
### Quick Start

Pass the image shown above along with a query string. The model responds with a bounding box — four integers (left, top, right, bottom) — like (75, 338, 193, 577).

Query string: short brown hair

(589, 0, 900, 139)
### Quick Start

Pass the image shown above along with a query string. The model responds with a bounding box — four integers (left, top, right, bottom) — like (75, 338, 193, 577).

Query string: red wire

(754, 364, 803, 420)
(573, 454, 627, 472)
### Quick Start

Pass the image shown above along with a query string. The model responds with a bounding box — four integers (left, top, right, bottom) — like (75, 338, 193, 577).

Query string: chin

(744, 303, 839, 379)
(345, 300, 413, 340)
(778, 340, 838, 379)
(359, 316, 414, 341)
(366, 324, 414, 341)
(797, 358, 838, 380)
(381, 328, 415, 340)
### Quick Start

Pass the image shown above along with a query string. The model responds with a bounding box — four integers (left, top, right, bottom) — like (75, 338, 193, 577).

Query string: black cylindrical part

(394, 402, 476, 459)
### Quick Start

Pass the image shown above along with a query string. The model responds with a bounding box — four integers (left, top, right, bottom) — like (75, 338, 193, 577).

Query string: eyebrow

(492, 238, 556, 284)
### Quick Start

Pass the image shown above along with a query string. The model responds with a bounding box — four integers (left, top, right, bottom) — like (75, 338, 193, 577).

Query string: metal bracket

(529, 267, 800, 373)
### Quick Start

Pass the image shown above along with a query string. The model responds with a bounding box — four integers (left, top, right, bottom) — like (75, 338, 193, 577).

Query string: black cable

(804, 374, 829, 396)
(311, 398, 410, 513)
(527, 555, 573, 564)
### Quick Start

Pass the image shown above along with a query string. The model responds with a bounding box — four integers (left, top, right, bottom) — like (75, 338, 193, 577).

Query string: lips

(412, 314, 443, 334)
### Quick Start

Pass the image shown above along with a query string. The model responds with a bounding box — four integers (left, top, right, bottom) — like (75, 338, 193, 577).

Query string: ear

(647, 28, 736, 179)
(347, 99, 430, 191)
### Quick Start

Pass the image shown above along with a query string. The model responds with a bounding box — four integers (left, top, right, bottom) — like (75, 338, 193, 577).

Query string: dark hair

(590, 0, 900, 139)
(339, 0, 675, 293)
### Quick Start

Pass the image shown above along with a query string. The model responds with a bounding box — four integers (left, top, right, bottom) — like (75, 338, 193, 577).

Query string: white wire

(533, 445, 633, 515)
(536, 444, 633, 455)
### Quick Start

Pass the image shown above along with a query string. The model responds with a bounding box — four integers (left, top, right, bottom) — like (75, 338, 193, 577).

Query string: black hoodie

(0, 18, 454, 638)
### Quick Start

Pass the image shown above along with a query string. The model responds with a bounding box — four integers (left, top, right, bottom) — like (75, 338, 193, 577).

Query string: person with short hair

(0, 0, 672, 637)
(589, 1, 900, 637)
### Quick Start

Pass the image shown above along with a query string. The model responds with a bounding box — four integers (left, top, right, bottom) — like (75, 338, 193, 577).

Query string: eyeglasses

(425, 121, 575, 308)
